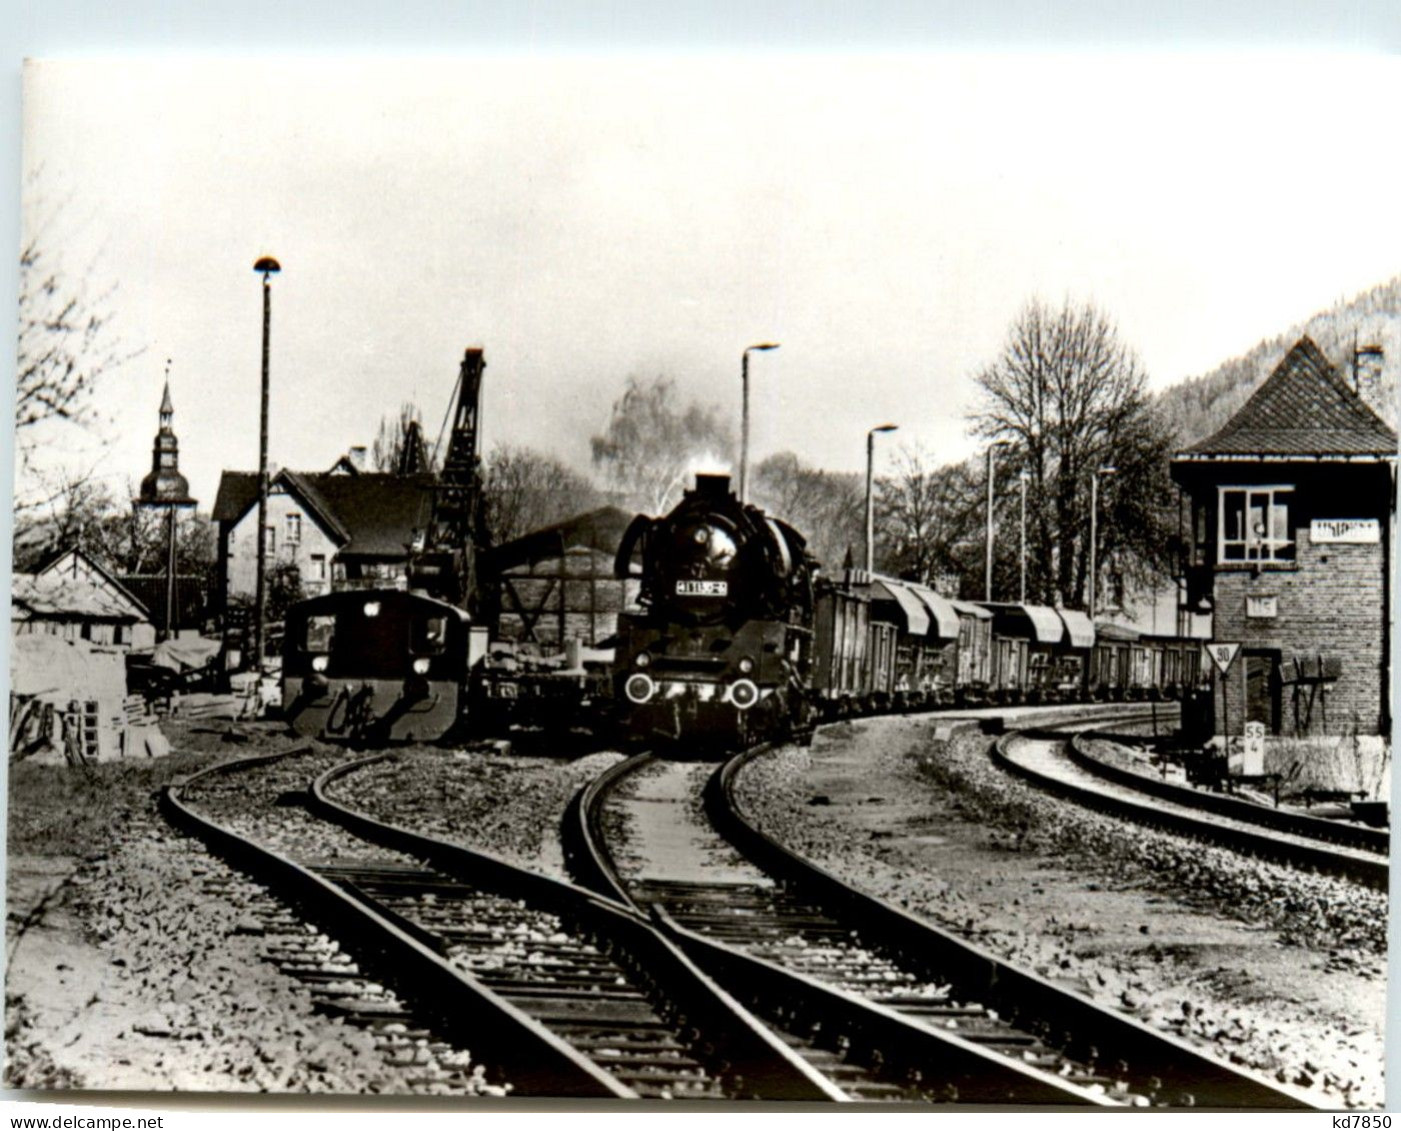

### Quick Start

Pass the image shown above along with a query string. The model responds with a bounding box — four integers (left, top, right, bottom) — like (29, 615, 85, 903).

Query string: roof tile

(1182, 336, 1397, 458)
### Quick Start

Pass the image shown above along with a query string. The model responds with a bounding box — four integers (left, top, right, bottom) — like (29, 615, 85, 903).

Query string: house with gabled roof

(1171, 336, 1397, 741)
(212, 450, 434, 612)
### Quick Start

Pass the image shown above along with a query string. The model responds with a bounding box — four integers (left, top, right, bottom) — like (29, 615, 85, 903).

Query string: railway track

(163, 745, 838, 1100)
(993, 717, 1388, 890)
(567, 737, 1314, 1108)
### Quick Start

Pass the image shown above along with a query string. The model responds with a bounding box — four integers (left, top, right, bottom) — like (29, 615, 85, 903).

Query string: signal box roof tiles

(1178, 336, 1397, 460)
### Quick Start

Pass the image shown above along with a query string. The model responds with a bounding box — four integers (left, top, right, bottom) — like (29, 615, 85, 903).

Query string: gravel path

(603, 759, 769, 886)
(326, 748, 626, 879)
(733, 715, 1385, 1109)
(6, 736, 459, 1093)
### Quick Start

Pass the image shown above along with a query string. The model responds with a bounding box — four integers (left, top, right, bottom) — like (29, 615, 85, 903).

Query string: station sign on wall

(1310, 519, 1380, 544)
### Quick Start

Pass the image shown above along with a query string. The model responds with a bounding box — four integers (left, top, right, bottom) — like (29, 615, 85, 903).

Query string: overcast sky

(19, 54, 1401, 511)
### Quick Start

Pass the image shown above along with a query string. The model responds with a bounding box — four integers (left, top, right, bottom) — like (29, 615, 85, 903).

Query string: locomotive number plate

(676, 580, 728, 597)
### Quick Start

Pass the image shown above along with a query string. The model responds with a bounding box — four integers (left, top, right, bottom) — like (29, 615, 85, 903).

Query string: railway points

(567, 715, 1318, 1109)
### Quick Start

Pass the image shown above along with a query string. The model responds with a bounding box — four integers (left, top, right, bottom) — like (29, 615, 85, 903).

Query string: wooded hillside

(1156, 277, 1399, 444)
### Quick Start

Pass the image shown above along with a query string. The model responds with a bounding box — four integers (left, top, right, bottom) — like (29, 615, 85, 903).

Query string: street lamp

(252, 255, 281, 672)
(1018, 470, 1029, 603)
(739, 342, 779, 504)
(865, 424, 898, 573)
(984, 439, 1011, 601)
(1089, 465, 1118, 620)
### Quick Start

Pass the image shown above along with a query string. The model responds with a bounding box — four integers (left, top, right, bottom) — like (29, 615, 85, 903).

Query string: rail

(709, 736, 1314, 1110)
(573, 747, 1154, 1105)
(312, 752, 840, 1101)
(1067, 729, 1389, 855)
(162, 747, 633, 1098)
(992, 728, 1387, 891)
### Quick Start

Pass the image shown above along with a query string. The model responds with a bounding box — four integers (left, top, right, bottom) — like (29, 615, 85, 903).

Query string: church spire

(159, 359, 174, 424)
(138, 360, 195, 506)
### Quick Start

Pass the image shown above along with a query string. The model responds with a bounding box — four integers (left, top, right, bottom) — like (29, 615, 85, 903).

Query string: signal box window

(1219, 487, 1294, 563)
(411, 615, 449, 655)
(304, 614, 336, 652)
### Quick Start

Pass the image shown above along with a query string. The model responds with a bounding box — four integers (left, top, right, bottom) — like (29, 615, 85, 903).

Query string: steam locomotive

(611, 474, 816, 747)
(610, 474, 1206, 747)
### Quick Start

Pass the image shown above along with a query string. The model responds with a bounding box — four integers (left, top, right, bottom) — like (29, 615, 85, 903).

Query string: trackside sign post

(1203, 642, 1240, 675)
(1203, 642, 1242, 765)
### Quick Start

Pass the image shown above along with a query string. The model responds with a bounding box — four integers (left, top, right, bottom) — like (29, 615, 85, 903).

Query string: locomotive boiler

(612, 474, 815, 748)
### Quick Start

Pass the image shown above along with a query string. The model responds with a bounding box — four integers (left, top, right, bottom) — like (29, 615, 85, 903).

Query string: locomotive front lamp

(739, 342, 781, 504)
(728, 679, 760, 710)
(865, 424, 899, 574)
(626, 674, 657, 705)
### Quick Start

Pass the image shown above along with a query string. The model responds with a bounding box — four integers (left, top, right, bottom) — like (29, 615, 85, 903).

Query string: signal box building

(1171, 337, 1396, 740)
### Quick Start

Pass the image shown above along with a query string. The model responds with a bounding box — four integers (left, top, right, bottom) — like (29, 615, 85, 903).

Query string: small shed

(487, 507, 639, 650)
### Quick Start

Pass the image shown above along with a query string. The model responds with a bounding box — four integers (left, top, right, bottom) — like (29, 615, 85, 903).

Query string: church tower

(139, 375, 195, 506)
(137, 365, 197, 639)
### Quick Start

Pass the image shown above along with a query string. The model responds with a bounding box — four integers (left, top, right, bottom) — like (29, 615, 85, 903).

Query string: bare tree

(874, 446, 978, 585)
(371, 402, 438, 474)
(750, 451, 863, 572)
(11, 467, 117, 571)
(590, 376, 734, 514)
(483, 443, 602, 545)
(973, 298, 1176, 609)
(15, 194, 142, 505)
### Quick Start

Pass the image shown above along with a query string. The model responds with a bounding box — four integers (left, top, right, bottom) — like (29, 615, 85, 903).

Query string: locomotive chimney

(694, 473, 732, 499)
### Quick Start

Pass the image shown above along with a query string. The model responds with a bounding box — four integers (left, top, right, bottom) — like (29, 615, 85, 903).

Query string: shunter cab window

(1219, 487, 1294, 563)
(304, 614, 336, 652)
(411, 615, 449, 656)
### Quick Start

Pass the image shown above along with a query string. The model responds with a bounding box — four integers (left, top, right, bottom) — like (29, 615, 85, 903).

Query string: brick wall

(1212, 531, 1386, 736)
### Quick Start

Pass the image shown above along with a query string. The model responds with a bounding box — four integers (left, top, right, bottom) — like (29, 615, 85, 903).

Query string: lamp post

(984, 439, 1010, 601)
(252, 256, 281, 671)
(1089, 465, 1118, 620)
(739, 342, 779, 504)
(1018, 470, 1029, 603)
(865, 424, 898, 573)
